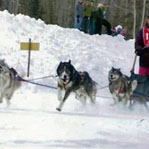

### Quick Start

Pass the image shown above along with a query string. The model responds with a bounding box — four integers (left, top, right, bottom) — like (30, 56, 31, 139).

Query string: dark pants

(90, 18, 95, 35)
(95, 19, 112, 35)
(95, 21, 102, 35)
(82, 17, 90, 33)
(102, 19, 112, 35)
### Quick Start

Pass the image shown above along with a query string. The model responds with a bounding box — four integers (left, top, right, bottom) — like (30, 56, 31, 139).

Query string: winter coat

(94, 8, 104, 24)
(75, 2, 83, 18)
(83, 5, 94, 18)
(135, 29, 149, 68)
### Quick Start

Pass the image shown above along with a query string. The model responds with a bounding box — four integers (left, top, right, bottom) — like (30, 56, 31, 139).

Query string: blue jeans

(82, 17, 90, 33)
(74, 16, 83, 30)
(90, 18, 95, 35)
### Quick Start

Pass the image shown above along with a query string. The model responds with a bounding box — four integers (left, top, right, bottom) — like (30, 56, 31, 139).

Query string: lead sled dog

(56, 60, 97, 112)
(0, 60, 22, 105)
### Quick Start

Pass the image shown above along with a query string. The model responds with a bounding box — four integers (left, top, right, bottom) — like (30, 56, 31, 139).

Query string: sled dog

(0, 60, 21, 105)
(108, 67, 137, 105)
(56, 60, 97, 111)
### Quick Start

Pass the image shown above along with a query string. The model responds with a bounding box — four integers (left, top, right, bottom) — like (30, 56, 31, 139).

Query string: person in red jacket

(135, 16, 149, 76)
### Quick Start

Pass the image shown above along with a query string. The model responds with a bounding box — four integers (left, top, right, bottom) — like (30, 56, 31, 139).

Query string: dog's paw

(56, 108, 61, 112)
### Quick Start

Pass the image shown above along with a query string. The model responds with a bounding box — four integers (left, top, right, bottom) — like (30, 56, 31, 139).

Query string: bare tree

(133, 0, 136, 38)
(14, 0, 20, 14)
(140, 0, 147, 29)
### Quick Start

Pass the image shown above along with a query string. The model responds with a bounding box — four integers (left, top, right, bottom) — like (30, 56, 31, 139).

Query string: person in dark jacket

(94, 3, 103, 35)
(94, 3, 112, 35)
(135, 16, 149, 76)
(74, 0, 84, 30)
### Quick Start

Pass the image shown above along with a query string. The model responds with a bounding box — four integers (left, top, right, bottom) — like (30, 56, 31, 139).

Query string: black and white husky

(108, 67, 137, 106)
(0, 60, 21, 105)
(56, 60, 97, 111)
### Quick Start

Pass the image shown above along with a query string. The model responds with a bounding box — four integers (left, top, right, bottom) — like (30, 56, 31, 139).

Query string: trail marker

(20, 38, 40, 77)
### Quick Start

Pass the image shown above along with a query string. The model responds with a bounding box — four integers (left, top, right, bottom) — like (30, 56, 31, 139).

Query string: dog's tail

(131, 80, 138, 92)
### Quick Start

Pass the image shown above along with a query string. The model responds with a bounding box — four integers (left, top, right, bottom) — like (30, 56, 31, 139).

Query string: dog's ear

(118, 68, 122, 76)
(112, 66, 114, 69)
(118, 68, 121, 72)
(68, 60, 71, 64)
(58, 61, 63, 67)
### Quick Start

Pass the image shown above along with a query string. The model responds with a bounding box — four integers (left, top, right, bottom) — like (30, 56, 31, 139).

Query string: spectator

(94, 3, 103, 35)
(114, 25, 123, 35)
(89, 1, 95, 35)
(94, 3, 112, 35)
(135, 16, 149, 76)
(82, 0, 95, 33)
(112, 25, 127, 39)
(74, 0, 84, 30)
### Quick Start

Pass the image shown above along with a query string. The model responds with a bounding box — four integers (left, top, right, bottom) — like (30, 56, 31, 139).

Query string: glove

(143, 46, 149, 50)
(143, 47, 149, 54)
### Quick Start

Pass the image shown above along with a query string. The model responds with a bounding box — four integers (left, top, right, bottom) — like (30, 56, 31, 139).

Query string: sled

(130, 55, 149, 100)
(130, 73, 149, 101)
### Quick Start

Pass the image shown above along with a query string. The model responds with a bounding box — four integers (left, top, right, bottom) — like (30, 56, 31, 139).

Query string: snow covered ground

(0, 10, 148, 149)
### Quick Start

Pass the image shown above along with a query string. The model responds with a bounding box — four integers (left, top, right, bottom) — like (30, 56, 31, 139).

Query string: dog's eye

(59, 69, 63, 73)
(66, 69, 71, 74)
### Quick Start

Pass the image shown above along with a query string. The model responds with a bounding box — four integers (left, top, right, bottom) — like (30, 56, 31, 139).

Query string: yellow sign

(21, 42, 40, 51)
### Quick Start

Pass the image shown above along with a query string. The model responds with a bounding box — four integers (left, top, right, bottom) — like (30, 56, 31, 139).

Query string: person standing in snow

(89, 0, 95, 35)
(94, 3, 103, 35)
(74, 0, 84, 30)
(94, 3, 112, 35)
(135, 16, 149, 76)
(82, 0, 95, 33)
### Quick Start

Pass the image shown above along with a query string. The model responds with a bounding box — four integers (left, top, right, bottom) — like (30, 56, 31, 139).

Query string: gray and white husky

(108, 67, 137, 105)
(0, 60, 21, 105)
(56, 60, 97, 112)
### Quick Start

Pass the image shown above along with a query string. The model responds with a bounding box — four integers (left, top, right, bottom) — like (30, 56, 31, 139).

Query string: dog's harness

(112, 81, 124, 96)
(9, 68, 23, 82)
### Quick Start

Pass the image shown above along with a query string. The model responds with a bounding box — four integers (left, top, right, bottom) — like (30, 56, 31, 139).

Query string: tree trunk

(133, 0, 136, 38)
(14, 0, 19, 14)
(140, 0, 147, 29)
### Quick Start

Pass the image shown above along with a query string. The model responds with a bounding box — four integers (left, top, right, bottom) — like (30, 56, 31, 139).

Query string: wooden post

(27, 38, 31, 77)
(20, 40, 39, 77)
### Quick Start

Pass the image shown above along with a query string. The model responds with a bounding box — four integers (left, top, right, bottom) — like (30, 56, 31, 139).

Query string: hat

(97, 3, 104, 8)
(115, 25, 123, 31)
